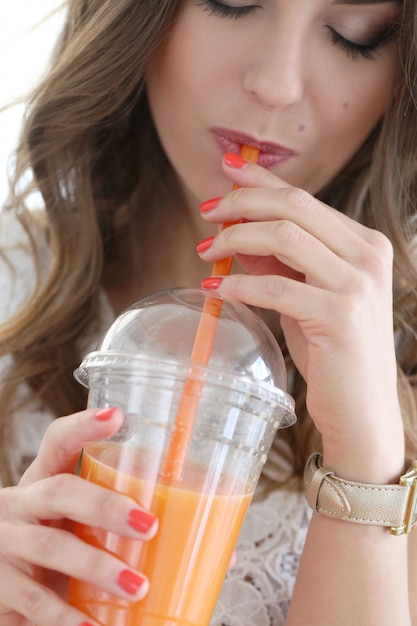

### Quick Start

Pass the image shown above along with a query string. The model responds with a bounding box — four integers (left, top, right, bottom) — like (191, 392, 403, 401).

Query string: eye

(328, 26, 395, 61)
(197, 0, 260, 19)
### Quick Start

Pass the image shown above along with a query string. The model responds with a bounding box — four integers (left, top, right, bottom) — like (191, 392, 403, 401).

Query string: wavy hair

(0, 0, 416, 486)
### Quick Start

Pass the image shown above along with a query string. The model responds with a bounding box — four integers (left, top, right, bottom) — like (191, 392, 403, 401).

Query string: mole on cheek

(343, 102, 349, 109)
(298, 124, 305, 131)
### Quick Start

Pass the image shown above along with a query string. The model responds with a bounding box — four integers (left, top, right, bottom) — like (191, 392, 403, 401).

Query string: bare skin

(0, 0, 415, 623)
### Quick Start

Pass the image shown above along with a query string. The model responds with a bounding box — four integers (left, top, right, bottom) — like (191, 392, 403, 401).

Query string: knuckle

(284, 186, 312, 210)
(83, 543, 113, 576)
(361, 234, 393, 282)
(367, 228, 392, 251)
(40, 473, 72, 500)
(19, 583, 52, 618)
(220, 223, 237, 248)
(335, 292, 364, 333)
(17, 580, 71, 626)
(263, 275, 287, 301)
(95, 487, 121, 521)
(229, 186, 247, 212)
(342, 270, 370, 302)
(36, 525, 61, 558)
(228, 273, 246, 298)
(272, 220, 303, 245)
(368, 230, 394, 266)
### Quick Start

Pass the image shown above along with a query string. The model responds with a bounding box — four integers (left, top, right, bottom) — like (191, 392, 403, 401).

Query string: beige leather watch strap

(304, 453, 417, 535)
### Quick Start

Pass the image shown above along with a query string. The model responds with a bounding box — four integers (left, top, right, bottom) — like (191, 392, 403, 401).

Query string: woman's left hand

(198, 155, 405, 482)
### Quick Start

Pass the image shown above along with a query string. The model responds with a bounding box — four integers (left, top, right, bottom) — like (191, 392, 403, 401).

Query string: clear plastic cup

(68, 288, 296, 626)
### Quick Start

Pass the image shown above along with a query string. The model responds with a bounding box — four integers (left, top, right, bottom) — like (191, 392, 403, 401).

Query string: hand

(198, 155, 405, 483)
(0, 408, 158, 626)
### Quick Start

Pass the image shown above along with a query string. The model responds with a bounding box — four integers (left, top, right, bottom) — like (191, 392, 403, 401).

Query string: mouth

(211, 127, 295, 168)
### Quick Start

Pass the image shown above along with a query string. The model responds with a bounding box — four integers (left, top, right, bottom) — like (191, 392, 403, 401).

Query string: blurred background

(0, 1, 64, 205)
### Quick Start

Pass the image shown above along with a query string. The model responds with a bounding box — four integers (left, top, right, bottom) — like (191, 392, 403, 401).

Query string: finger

(203, 181, 394, 281)
(203, 184, 374, 264)
(4, 474, 158, 540)
(0, 561, 101, 625)
(0, 522, 149, 603)
(206, 273, 337, 335)
(235, 250, 305, 283)
(20, 408, 124, 485)
(198, 220, 353, 291)
(219, 155, 376, 241)
(205, 271, 389, 356)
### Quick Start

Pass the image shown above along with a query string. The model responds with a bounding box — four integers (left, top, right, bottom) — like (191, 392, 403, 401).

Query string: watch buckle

(391, 460, 417, 536)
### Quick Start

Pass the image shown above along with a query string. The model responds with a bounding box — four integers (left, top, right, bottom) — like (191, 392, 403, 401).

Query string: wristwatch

(304, 452, 417, 535)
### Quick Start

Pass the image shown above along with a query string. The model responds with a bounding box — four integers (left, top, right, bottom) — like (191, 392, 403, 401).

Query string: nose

(243, 20, 306, 110)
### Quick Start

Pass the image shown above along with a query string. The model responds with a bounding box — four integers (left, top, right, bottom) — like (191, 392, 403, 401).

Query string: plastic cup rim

(74, 350, 296, 422)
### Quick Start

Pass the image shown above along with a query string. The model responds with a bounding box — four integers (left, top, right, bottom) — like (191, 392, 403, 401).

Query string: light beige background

(0, 1, 64, 205)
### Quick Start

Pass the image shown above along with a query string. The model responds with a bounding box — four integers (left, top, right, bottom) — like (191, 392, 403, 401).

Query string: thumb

(19, 407, 123, 485)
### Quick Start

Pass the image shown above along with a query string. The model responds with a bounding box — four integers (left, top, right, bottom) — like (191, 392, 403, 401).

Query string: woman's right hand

(0, 407, 158, 626)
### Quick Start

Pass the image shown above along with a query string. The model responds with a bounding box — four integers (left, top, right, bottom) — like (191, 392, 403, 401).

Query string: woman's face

(147, 0, 400, 203)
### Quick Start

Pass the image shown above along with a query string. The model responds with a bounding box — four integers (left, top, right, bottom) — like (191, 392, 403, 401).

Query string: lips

(211, 127, 295, 168)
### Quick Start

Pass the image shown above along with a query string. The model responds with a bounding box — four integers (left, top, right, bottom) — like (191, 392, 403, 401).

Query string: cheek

(335, 48, 397, 131)
(313, 39, 397, 136)
(147, 9, 214, 105)
(302, 64, 397, 191)
(147, 37, 198, 161)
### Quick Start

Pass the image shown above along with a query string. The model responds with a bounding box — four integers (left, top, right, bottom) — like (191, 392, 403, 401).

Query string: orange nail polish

(224, 152, 247, 168)
(128, 509, 157, 533)
(200, 197, 220, 213)
(196, 236, 215, 254)
(118, 569, 146, 595)
(95, 407, 118, 421)
(201, 277, 223, 290)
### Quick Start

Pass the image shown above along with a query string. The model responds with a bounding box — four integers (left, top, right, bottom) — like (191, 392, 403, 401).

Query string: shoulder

(0, 208, 47, 323)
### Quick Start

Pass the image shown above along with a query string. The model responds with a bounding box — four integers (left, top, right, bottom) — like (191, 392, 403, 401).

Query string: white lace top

(0, 209, 312, 625)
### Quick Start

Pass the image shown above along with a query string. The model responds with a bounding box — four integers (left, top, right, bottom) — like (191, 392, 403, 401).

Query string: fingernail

(201, 277, 223, 290)
(196, 236, 215, 254)
(79, 623, 95, 626)
(118, 569, 146, 595)
(95, 407, 118, 421)
(200, 197, 221, 213)
(224, 152, 247, 168)
(127, 509, 157, 533)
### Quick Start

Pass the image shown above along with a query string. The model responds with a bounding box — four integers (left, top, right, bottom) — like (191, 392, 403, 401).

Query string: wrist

(322, 426, 405, 484)
(321, 450, 405, 485)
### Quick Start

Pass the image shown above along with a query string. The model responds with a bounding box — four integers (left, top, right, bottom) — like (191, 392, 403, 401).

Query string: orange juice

(68, 443, 252, 626)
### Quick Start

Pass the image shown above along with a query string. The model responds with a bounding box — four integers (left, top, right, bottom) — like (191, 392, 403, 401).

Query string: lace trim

(211, 489, 311, 626)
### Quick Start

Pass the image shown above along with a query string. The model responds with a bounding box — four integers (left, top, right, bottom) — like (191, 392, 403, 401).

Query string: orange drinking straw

(162, 145, 260, 481)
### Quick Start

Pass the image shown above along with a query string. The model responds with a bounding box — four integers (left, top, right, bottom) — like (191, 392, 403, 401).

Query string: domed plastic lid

(75, 288, 296, 420)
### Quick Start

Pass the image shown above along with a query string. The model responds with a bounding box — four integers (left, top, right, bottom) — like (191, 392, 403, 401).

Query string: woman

(0, 0, 416, 624)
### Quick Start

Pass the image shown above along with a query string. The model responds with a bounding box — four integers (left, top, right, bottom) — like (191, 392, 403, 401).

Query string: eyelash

(328, 28, 386, 61)
(197, 0, 259, 19)
(198, 0, 391, 61)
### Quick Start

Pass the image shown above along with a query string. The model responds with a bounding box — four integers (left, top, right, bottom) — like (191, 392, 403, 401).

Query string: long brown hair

(1, 0, 416, 486)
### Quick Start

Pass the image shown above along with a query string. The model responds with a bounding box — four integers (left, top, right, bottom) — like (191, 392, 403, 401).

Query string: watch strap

(304, 453, 417, 535)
